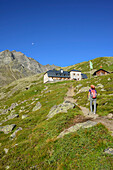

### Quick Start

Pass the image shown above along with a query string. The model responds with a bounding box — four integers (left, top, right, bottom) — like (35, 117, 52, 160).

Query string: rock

(101, 89, 106, 91)
(77, 86, 89, 94)
(57, 121, 97, 138)
(10, 127, 22, 139)
(96, 84, 104, 88)
(19, 110, 23, 113)
(45, 90, 52, 94)
(108, 94, 113, 96)
(76, 84, 82, 88)
(104, 148, 113, 155)
(0, 109, 8, 116)
(4, 148, 9, 154)
(20, 100, 27, 104)
(31, 101, 35, 104)
(6, 166, 10, 169)
(7, 114, 19, 120)
(35, 98, 39, 101)
(32, 102, 42, 111)
(47, 101, 75, 119)
(22, 115, 28, 119)
(8, 103, 18, 111)
(1, 114, 19, 124)
(107, 113, 113, 119)
(0, 124, 16, 134)
(108, 78, 111, 81)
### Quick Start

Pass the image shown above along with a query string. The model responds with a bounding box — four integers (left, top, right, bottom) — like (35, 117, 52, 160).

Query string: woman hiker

(88, 85, 97, 114)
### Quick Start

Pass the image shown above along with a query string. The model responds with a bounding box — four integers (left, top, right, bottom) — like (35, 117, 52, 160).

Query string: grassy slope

(62, 56, 113, 75)
(0, 58, 113, 169)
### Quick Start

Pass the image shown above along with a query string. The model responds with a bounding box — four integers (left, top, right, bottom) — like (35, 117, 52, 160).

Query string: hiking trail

(65, 86, 113, 136)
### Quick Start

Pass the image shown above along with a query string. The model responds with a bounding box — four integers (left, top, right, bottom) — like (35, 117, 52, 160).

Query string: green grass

(0, 63, 113, 169)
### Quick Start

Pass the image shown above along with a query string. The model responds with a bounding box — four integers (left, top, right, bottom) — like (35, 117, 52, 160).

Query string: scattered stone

(77, 86, 89, 94)
(45, 90, 52, 94)
(108, 78, 111, 81)
(108, 94, 113, 96)
(96, 84, 104, 88)
(10, 110, 15, 114)
(107, 113, 113, 119)
(0, 109, 8, 116)
(20, 100, 27, 104)
(4, 148, 9, 154)
(31, 101, 35, 104)
(22, 115, 28, 119)
(57, 121, 97, 138)
(47, 101, 75, 119)
(19, 109, 23, 113)
(32, 102, 42, 111)
(8, 103, 18, 111)
(7, 114, 19, 120)
(0, 124, 16, 134)
(76, 84, 82, 88)
(6, 166, 10, 169)
(10, 127, 22, 139)
(30, 165, 37, 169)
(104, 148, 113, 155)
(35, 98, 39, 101)
(101, 89, 106, 91)
(21, 106, 25, 109)
(0, 123, 2, 125)
(13, 143, 18, 147)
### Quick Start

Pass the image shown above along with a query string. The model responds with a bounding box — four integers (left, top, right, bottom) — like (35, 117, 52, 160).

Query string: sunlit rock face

(0, 50, 57, 87)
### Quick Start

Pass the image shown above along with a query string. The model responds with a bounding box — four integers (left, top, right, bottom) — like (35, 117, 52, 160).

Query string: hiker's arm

(88, 92, 90, 99)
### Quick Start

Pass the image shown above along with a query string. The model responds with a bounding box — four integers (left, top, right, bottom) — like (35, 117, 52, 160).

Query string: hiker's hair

(91, 85, 95, 89)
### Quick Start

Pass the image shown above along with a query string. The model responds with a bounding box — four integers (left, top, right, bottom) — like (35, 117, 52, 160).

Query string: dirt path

(65, 86, 113, 136)
(64, 86, 77, 103)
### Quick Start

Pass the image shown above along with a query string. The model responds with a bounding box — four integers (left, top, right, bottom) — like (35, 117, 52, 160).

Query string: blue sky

(0, 0, 113, 66)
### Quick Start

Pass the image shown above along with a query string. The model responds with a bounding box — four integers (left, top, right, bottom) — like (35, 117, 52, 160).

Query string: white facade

(70, 71, 81, 80)
(44, 70, 82, 83)
(44, 73, 54, 83)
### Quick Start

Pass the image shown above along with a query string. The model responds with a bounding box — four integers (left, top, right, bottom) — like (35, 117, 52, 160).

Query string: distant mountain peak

(0, 50, 58, 87)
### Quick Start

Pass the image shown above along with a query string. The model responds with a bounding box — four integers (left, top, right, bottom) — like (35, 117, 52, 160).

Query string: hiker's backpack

(90, 89, 97, 99)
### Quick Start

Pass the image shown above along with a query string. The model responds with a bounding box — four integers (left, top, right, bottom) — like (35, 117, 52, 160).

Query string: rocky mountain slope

(0, 57, 113, 169)
(0, 50, 57, 87)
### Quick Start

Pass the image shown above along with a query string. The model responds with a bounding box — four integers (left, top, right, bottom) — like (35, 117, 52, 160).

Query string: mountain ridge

(0, 50, 57, 87)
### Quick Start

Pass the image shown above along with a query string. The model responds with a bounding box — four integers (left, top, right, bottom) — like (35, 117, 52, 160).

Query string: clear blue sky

(0, 0, 113, 66)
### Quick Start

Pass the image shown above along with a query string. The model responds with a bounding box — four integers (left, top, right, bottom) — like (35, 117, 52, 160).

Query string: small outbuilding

(93, 69, 110, 76)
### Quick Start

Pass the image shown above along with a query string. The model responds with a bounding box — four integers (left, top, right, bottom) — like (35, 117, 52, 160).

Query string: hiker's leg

(90, 98, 93, 112)
(94, 99, 96, 114)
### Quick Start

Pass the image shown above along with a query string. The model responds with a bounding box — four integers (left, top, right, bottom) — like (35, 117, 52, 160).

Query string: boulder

(7, 114, 19, 120)
(8, 103, 18, 111)
(32, 102, 42, 111)
(10, 127, 22, 139)
(47, 101, 75, 119)
(77, 86, 89, 94)
(107, 113, 113, 119)
(76, 84, 82, 88)
(22, 115, 28, 119)
(0, 124, 16, 134)
(96, 84, 104, 88)
(4, 148, 9, 154)
(104, 148, 113, 155)
(57, 121, 97, 138)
